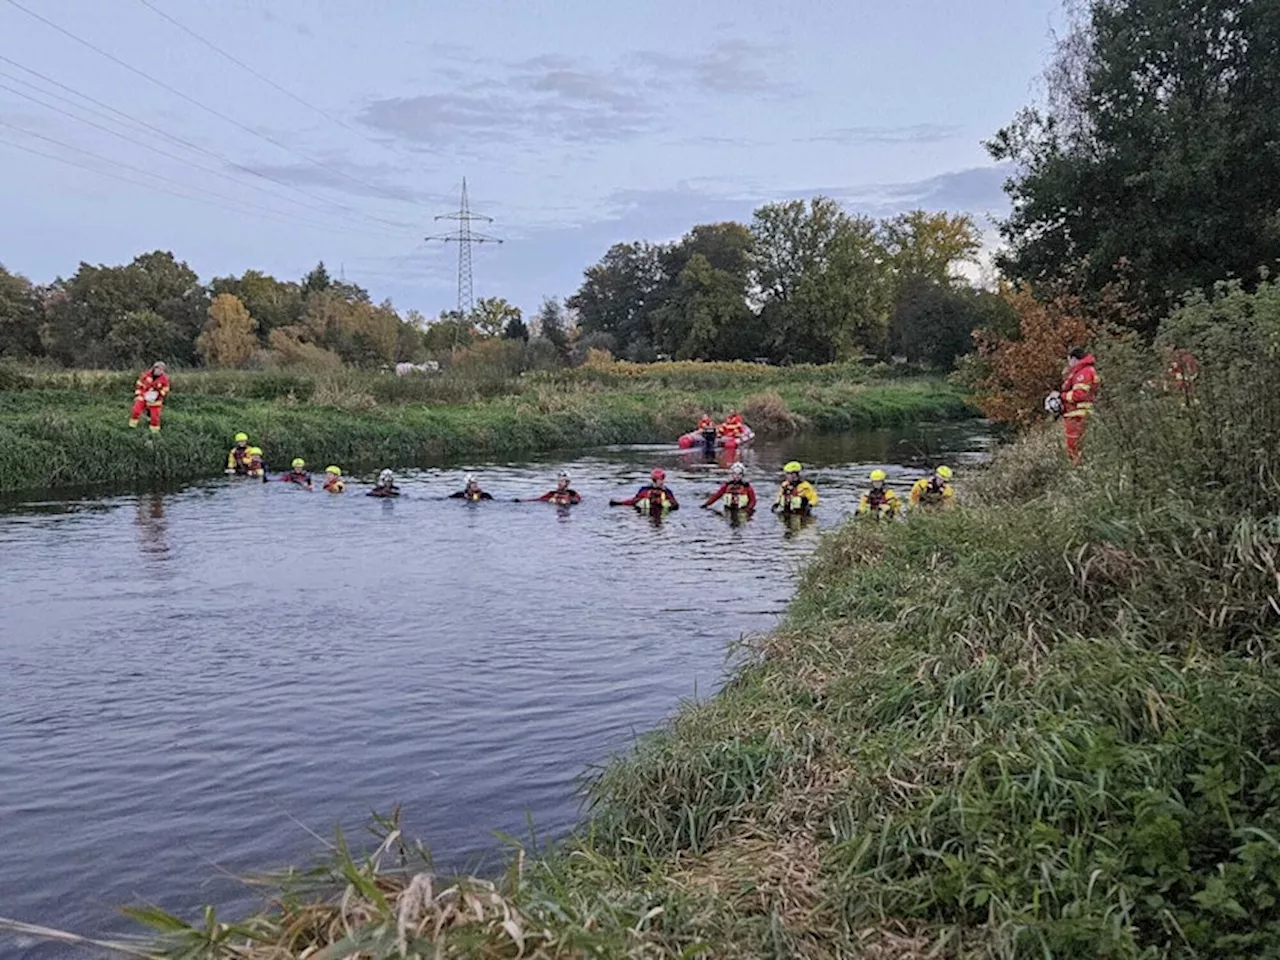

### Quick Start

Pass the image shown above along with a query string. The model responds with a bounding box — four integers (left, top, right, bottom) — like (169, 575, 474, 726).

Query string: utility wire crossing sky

(0, 0, 1063, 315)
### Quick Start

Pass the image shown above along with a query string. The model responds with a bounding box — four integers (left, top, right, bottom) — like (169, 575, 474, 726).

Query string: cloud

(806, 123, 963, 145)
(879, 164, 1013, 211)
(631, 39, 787, 96)
(359, 39, 789, 147)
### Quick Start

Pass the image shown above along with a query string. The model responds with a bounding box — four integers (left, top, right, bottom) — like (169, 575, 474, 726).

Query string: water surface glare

(0, 426, 991, 956)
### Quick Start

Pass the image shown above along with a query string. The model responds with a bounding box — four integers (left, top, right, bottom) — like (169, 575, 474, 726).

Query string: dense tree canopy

(989, 0, 1280, 323)
(568, 203, 983, 365)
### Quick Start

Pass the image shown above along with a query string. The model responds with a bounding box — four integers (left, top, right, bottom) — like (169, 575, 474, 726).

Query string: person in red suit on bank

(1061, 346, 1099, 463)
(129, 360, 170, 432)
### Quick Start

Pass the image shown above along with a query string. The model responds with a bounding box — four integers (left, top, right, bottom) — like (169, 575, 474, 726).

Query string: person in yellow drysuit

(772, 461, 818, 516)
(910, 465, 956, 511)
(857, 469, 902, 519)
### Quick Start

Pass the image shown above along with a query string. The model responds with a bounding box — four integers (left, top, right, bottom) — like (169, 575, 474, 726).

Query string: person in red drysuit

(1165, 348, 1199, 406)
(1061, 346, 1099, 463)
(128, 361, 170, 432)
(702, 461, 756, 512)
(610, 468, 679, 513)
(718, 411, 746, 442)
(519, 470, 581, 505)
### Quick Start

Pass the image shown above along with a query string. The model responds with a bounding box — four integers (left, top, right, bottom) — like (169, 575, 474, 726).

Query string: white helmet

(557, 470, 570, 481)
(464, 473, 476, 485)
(1044, 391, 1063, 416)
(730, 462, 746, 476)
(379, 469, 394, 485)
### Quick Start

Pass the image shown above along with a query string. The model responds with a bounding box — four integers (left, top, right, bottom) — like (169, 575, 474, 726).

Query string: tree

(988, 0, 1280, 323)
(502, 316, 530, 341)
(105, 309, 186, 369)
(652, 254, 760, 360)
(196, 294, 258, 368)
(470, 297, 522, 338)
(209, 270, 303, 339)
(889, 278, 1016, 369)
(0, 264, 44, 358)
(881, 210, 982, 287)
(43, 251, 205, 366)
(533, 297, 570, 358)
(567, 242, 664, 351)
(969, 287, 1096, 427)
(422, 312, 474, 352)
(752, 198, 892, 362)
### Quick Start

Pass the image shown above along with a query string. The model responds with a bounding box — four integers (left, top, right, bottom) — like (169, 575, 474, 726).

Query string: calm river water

(0, 424, 991, 957)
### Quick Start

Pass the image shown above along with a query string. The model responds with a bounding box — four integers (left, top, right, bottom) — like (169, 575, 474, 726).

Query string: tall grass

(10, 290, 1280, 955)
(0, 374, 971, 494)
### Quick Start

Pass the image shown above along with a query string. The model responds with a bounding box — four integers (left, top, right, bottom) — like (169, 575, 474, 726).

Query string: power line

(0, 119, 411, 239)
(2, 0, 417, 216)
(426, 178, 502, 317)
(0, 79, 415, 238)
(0, 53, 417, 233)
(134, 0, 439, 163)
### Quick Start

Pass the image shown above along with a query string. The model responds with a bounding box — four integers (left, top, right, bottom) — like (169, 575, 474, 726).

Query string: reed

(0, 373, 970, 494)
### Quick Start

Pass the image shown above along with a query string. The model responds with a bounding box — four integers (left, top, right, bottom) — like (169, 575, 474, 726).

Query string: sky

(0, 0, 1065, 318)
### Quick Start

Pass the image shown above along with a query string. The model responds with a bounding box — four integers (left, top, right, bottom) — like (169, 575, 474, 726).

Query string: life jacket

(229, 446, 250, 474)
(778, 481, 814, 514)
(368, 485, 400, 498)
(136, 370, 170, 404)
(282, 470, 311, 486)
(635, 486, 675, 514)
(324, 476, 345, 493)
(1061, 355, 1099, 417)
(547, 489, 579, 505)
(863, 487, 898, 517)
(724, 480, 753, 510)
(246, 455, 265, 477)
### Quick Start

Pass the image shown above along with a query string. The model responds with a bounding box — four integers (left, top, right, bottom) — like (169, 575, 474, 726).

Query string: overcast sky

(0, 0, 1063, 316)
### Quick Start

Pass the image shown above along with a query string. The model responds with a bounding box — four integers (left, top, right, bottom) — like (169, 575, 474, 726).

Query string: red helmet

(650, 468, 666, 481)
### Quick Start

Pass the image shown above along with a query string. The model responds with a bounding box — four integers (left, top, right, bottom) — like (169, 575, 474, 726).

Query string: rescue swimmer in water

(280, 458, 313, 489)
(772, 461, 819, 516)
(517, 470, 581, 505)
(702, 461, 756, 512)
(367, 469, 401, 497)
(450, 474, 494, 501)
(323, 466, 346, 493)
(910, 466, 955, 512)
(226, 433, 252, 475)
(857, 469, 902, 519)
(610, 468, 679, 513)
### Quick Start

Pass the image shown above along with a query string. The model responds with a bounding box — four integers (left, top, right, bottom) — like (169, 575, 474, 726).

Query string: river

(0, 424, 991, 958)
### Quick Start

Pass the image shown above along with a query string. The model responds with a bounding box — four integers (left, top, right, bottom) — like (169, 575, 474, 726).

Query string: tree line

(0, 204, 1006, 373)
(568, 205, 1014, 367)
(0, 252, 581, 372)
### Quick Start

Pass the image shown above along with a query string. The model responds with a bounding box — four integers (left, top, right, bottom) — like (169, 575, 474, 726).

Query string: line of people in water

(225, 432, 954, 516)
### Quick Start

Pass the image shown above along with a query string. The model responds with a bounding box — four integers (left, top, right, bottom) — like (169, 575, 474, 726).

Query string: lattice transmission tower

(427, 178, 502, 316)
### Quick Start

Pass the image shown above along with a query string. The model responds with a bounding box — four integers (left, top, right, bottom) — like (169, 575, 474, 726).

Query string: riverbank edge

(0, 377, 973, 494)
(105, 413, 1280, 958)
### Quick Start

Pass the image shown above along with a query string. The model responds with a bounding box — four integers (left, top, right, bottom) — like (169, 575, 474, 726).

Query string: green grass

(17, 293, 1280, 957)
(0, 368, 971, 493)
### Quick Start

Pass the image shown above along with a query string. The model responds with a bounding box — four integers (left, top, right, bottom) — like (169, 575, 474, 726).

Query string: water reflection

(133, 491, 169, 562)
(0, 422, 994, 956)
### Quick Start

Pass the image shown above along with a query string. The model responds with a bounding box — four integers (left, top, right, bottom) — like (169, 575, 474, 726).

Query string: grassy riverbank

(0, 362, 971, 494)
(66, 283, 1280, 959)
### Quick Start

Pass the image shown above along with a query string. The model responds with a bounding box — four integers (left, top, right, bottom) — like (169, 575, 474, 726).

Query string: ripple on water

(0, 425, 994, 955)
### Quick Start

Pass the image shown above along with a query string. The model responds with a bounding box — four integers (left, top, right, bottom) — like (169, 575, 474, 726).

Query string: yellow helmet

(291, 458, 305, 469)
(784, 461, 802, 474)
(936, 465, 953, 480)
(869, 469, 887, 482)
(325, 465, 342, 475)
(248, 446, 262, 455)
(234, 432, 248, 443)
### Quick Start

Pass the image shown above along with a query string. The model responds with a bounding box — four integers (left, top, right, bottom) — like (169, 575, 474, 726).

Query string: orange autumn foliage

(972, 287, 1096, 427)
